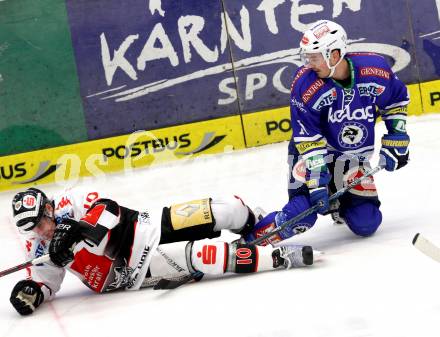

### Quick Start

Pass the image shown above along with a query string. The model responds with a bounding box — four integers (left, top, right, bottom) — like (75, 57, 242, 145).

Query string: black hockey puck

(302, 245, 314, 265)
(412, 233, 420, 245)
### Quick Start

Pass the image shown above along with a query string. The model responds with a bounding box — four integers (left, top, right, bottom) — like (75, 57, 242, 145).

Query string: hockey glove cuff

(379, 133, 410, 172)
(10, 280, 44, 316)
(303, 155, 331, 189)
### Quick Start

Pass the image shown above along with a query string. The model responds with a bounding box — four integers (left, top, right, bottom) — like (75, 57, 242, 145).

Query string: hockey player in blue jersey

(245, 20, 410, 245)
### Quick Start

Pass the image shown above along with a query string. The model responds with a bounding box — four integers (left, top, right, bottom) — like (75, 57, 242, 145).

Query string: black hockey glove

(10, 280, 44, 316)
(49, 218, 82, 267)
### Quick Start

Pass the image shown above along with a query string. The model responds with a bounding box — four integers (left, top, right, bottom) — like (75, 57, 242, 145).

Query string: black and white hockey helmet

(12, 188, 49, 231)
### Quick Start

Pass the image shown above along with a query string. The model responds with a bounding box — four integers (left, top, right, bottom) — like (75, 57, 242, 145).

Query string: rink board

(420, 79, 440, 114)
(0, 116, 245, 192)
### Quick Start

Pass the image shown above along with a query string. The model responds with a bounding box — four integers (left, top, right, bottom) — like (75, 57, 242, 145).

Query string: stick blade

(153, 271, 204, 290)
(412, 233, 440, 263)
(153, 276, 191, 290)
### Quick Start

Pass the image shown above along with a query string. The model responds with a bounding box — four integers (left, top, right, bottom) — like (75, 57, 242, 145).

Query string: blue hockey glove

(303, 155, 331, 188)
(303, 155, 330, 215)
(309, 186, 329, 215)
(379, 133, 410, 172)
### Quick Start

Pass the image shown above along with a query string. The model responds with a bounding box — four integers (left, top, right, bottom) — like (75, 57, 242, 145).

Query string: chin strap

(324, 51, 345, 78)
(326, 66, 336, 78)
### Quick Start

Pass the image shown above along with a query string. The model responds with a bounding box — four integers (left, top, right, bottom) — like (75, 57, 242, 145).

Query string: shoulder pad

(346, 52, 385, 60)
(348, 54, 392, 80)
(291, 67, 328, 104)
(290, 66, 313, 93)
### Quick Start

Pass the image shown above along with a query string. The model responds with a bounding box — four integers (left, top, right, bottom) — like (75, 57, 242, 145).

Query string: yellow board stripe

(0, 116, 245, 191)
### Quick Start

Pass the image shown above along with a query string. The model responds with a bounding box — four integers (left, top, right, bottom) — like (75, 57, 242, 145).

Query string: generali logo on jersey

(302, 79, 325, 103)
(359, 67, 390, 80)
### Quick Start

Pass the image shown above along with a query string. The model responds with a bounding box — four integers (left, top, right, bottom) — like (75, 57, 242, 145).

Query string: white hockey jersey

(23, 188, 160, 300)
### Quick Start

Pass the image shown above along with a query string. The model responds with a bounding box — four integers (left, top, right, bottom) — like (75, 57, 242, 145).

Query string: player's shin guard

(144, 239, 319, 288)
(188, 240, 317, 275)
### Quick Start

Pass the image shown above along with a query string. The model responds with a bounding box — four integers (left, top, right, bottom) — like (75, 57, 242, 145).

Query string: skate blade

(313, 250, 325, 262)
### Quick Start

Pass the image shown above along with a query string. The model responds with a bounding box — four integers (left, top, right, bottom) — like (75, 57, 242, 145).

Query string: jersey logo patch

(291, 98, 307, 113)
(302, 79, 324, 103)
(107, 265, 135, 291)
(338, 122, 368, 149)
(359, 67, 390, 80)
(357, 82, 385, 97)
(312, 88, 337, 110)
(328, 105, 374, 123)
(343, 167, 378, 197)
(70, 248, 113, 292)
(56, 197, 72, 211)
(296, 120, 310, 136)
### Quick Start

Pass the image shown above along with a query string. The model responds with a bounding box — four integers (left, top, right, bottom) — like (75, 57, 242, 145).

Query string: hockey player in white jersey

(10, 187, 320, 316)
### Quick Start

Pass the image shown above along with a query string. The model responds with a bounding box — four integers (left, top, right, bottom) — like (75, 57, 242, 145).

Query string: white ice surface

(1, 115, 440, 337)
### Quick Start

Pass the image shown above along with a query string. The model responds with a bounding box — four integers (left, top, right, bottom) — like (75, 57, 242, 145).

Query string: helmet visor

(300, 52, 326, 68)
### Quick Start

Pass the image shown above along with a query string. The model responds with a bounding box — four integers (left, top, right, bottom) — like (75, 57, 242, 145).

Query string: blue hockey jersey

(289, 53, 409, 189)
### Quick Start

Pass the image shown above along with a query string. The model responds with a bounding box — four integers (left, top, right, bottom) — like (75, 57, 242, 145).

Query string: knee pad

(211, 195, 252, 233)
(343, 202, 382, 237)
(160, 198, 220, 244)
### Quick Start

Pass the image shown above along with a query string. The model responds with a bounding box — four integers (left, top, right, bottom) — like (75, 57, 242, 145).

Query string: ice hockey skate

(273, 245, 323, 269)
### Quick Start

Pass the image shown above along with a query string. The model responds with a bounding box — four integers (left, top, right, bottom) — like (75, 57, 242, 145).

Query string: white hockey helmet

(299, 20, 347, 77)
(12, 188, 49, 232)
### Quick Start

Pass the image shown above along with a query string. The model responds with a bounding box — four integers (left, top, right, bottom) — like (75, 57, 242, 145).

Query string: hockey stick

(154, 165, 383, 290)
(412, 233, 440, 263)
(153, 271, 203, 290)
(251, 165, 383, 245)
(0, 254, 50, 278)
